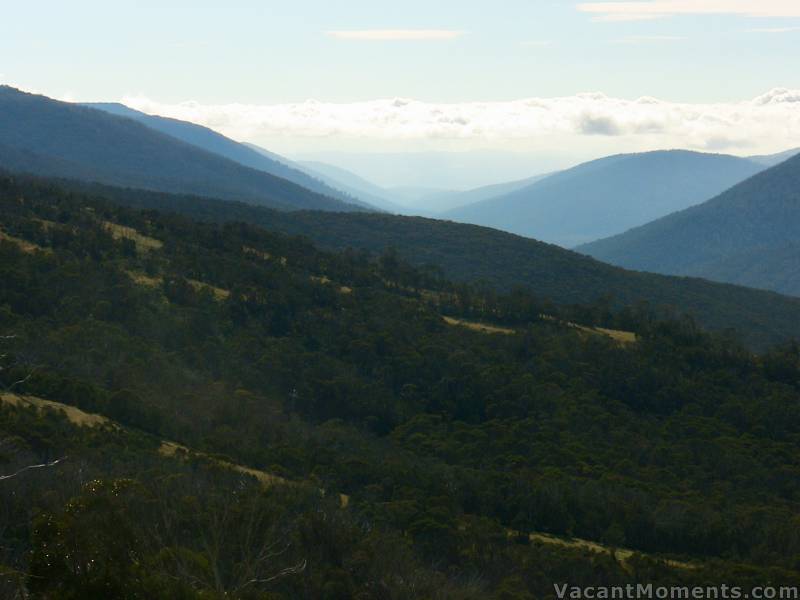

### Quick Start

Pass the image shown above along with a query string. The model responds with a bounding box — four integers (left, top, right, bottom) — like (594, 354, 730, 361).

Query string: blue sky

(3, 1, 800, 182)
(3, 0, 800, 102)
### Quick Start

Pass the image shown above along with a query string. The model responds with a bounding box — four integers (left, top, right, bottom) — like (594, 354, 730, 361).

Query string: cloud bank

(121, 88, 800, 154)
(578, 1, 800, 21)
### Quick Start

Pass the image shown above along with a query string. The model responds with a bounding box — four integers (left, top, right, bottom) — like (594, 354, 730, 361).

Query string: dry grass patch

(102, 221, 163, 252)
(571, 323, 637, 345)
(159, 441, 350, 507)
(540, 315, 636, 345)
(1, 394, 350, 506)
(592, 326, 637, 345)
(126, 271, 230, 301)
(159, 441, 287, 486)
(0, 231, 47, 254)
(529, 532, 695, 571)
(188, 279, 230, 301)
(0, 393, 114, 428)
(311, 275, 353, 295)
(442, 316, 515, 335)
(126, 271, 162, 288)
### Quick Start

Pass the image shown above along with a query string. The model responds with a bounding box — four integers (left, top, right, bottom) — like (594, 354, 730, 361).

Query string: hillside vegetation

(2, 174, 800, 596)
(44, 177, 800, 350)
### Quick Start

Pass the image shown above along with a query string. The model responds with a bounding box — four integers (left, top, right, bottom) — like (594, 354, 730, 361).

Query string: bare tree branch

(238, 559, 307, 590)
(0, 456, 68, 481)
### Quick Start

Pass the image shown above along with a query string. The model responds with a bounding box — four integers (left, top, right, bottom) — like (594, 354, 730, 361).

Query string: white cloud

(325, 29, 466, 41)
(121, 88, 800, 156)
(520, 40, 552, 47)
(578, 1, 800, 21)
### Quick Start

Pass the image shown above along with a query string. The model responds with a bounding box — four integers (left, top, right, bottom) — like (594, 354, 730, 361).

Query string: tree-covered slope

(3, 173, 800, 596)
(86, 102, 380, 210)
(0, 86, 361, 212)
(444, 150, 764, 247)
(51, 175, 800, 350)
(579, 153, 800, 296)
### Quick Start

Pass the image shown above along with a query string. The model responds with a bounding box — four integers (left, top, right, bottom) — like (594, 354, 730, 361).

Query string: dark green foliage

(60, 177, 800, 350)
(1, 175, 800, 596)
(579, 153, 800, 295)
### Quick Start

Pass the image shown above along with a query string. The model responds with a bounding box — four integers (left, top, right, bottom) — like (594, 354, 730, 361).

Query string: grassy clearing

(0, 231, 47, 254)
(159, 441, 286, 486)
(571, 323, 637, 345)
(187, 279, 230, 301)
(126, 271, 230, 301)
(590, 326, 637, 345)
(126, 271, 161, 287)
(311, 275, 353, 295)
(442, 316, 515, 335)
(0, 393, 114, 428)
(528, 532, 696, 571)
(540, 315, 637, 345)
(102, 221, 163, 252)
(0, 393, 348, 506)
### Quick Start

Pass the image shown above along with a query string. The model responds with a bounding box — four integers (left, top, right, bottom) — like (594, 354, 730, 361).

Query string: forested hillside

(53, 177, 800, 350)
(0, 87, 361, 212)
(2, 174, 800, 596)
(579, 153, 800, 296)
(444, 150, 764, 246)
(87, 102, 382, 210)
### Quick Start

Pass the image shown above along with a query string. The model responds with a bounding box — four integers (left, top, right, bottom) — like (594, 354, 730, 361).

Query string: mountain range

(0, 86, 361, 212)
(2, 86, 799, 308)
(578, 152, 800, 296)
(86, 102, 380, 210)
(443, 150, 767, 247)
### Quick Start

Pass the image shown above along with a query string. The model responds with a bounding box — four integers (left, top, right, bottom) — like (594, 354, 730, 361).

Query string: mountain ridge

(443, 149, 766, 247)
(578, 152, 800, 295)
(86, 102, 380, 210)
(0, 86, 362, 212)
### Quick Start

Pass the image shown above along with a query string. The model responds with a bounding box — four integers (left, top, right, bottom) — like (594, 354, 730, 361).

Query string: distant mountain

(419, 173, 554, 214)
(747, 147, 800, 168)
(443, 150, 765, 247)
(289, 158, 404, 213)
(50, 174, 800, 350)
(578, 153, 800, 296)
(293, 160, 553, 215)
(85, 102, 377, 210)
(295, 160, 390, 201)
(0, 86, 360, 212)
(292, 150, 563, 191)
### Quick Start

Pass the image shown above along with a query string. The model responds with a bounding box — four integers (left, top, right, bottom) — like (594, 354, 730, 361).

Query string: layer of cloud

(578, 1, 800, 21)
(121, 88, 800, 154)
(325, 29, 466, 41)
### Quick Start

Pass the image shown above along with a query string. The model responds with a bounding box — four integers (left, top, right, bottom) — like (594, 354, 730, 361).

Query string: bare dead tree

(0, 456, 68, 482)
(147, 468, 306, 596)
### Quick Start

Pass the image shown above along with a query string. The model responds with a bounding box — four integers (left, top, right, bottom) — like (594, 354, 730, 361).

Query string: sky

(3, 0, 800, 186)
